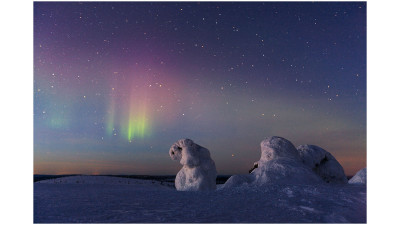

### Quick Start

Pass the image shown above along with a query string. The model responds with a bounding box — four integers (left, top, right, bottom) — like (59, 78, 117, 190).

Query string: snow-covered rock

(169, 139, 217, 191)
(224, 136, 322, 188)
(297, 145, 348, 184)
(348, 168, 366, 184)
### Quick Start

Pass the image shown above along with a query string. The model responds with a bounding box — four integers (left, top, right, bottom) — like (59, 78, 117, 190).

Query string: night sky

(34, 1, 366, 176)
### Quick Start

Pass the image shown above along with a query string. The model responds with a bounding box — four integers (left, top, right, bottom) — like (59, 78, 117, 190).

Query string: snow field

(34, 175, 366, 223)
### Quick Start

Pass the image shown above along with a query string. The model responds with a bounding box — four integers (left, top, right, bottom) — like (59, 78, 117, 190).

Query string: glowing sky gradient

(34, 2, 366, 175)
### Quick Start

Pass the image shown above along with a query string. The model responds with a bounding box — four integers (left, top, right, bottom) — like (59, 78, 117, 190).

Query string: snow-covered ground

(34, 175, 366, 223)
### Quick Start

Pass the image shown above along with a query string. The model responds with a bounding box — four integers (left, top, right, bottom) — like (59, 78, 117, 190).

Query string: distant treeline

(34, 174, 232, 184)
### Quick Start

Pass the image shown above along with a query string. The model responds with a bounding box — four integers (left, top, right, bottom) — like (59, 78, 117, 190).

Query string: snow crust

(34, 175, 366, 223)
(297, 144, 348, 184)
(348, 168, 366, 184)
(36, 175, 172, 189)
(169, 139, 217, 191)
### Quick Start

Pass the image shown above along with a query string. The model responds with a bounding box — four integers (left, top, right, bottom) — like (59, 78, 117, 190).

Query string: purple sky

(34, 2, 366, 175)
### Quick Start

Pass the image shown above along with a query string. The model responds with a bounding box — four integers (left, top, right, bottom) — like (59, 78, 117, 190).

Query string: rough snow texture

(36, 175, 171, 188)
(348, 168, 366, 184)
(223, 174, 255, 188)
(259, 135, 301, 161)
(251, 157, 323, 185)
(169, 139, 217, 191)
(224, 136, 322, 188)
(34, 175, 366, 223)
(297, 145, 348, 184)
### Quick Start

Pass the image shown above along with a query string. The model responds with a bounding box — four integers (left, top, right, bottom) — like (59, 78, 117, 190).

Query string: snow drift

(348, 168, 366, 184)
(224, 136, 322, 188)
(34, 175, 367, 223)
(297, 145, 348, 184)
(169, 138, 217, 191)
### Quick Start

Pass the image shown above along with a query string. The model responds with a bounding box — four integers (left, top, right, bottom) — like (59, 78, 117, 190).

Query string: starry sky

(34, 1, 366, 176)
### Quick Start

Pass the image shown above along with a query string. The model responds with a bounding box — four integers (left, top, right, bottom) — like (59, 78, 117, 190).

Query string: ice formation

(297, 145, 348, 184)
(348, 168, 366, 184)
(169, 138, 217, 191)
(224, 136, 322, 188)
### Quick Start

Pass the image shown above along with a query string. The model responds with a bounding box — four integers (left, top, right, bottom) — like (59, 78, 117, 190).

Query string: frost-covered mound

(169, 139, 217, 191)
(222, 174, 255, 188)
(297, 145, 348, 184)
(224, 136, 322, 188)
(252, 157, 323, 185)
(259, 135, 301, 161)
(348, 168, 366, 184)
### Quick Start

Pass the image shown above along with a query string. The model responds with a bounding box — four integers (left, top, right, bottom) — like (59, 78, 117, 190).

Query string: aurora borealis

(34, 2, 366, 175)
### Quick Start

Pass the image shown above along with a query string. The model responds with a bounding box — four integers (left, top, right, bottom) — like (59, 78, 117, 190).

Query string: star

(33, 1, 366, 177)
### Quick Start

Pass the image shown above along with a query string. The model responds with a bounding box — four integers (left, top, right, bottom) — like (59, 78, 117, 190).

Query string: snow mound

(251, 157, 322, 185)
(348, 168, 366, 184)
(224, 136, 322, 188)
(297, 145, 348, 184)
(169, 139, 217, 191)
(223, 174, 255, 188)
(259, 136, 301, 161)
